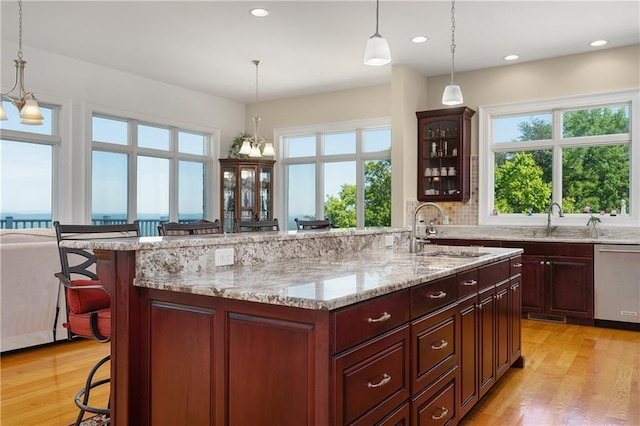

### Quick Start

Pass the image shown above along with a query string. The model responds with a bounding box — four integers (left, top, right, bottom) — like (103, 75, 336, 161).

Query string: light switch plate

(385, 235, 394, 247)
(215, 248, 234, 266)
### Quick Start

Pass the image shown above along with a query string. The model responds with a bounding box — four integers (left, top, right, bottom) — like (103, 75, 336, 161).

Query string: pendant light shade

(363, 0, 391, 66)
(442, 0, 463, 106)
(442, 84, 463, 106)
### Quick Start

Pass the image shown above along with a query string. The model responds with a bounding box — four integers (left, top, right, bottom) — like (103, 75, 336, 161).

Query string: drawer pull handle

(367, 312, 391, 323)
(513, 263, 522, 268)
(431, 407, 449, 420)
(429, 291, 447, 299)
(431, 339, 448, 350)
(463, 280, 477, 286)
(367, 373, 391, 389)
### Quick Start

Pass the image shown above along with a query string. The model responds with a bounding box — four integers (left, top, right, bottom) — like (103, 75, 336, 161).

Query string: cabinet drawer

(457, 269, 479, 298)
(478, 259, 509, 289)
(333, 290, 410, 353)
(412, 366, 457, 426)
(411, 276, 457, 319)
(510, 255, 523, 277)
(334, 325, 411, 426)
(375, 402, 410, 426)
(412, 304, 457, 394)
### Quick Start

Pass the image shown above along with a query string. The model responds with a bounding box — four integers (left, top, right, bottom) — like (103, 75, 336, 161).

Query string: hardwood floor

(1, 320, 638, 425)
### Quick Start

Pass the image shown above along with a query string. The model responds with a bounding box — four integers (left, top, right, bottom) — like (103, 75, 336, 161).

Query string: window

(91, 114, 211, 236)
(278, 119, 391, 230)
(1, 100, 58, 229)
(479, 90, 638, 226)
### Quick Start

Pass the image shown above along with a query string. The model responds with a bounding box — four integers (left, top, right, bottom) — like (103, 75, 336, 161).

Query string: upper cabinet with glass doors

(219, 158, 275, 233)
(416, 107, 475, 203)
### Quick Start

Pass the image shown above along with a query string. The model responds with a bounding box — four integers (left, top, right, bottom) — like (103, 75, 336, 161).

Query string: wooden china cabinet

(219, 158, 275, 233)
(416, 106, 475, 203)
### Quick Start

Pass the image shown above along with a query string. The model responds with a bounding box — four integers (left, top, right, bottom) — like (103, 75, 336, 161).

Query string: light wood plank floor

(1, 320, 639, 426)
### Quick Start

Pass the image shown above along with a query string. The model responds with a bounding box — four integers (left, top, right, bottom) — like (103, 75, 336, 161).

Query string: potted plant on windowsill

(228, 131, 251, 159)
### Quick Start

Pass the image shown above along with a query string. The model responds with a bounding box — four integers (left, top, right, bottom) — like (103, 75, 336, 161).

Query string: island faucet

(547, 202, 565, 236)
(410, 202, 449, 253)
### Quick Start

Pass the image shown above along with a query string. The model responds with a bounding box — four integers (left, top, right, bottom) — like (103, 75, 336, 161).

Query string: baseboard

(527, 313, 566, 323)
(594, 319, 640, 332)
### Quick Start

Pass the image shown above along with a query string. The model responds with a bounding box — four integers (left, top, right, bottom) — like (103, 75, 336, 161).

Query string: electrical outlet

(385, 235, 394, 247)
(215, 248, 234, 266)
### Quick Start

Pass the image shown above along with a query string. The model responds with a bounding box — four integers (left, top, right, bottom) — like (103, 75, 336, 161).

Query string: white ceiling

(1, 1, 639, 104)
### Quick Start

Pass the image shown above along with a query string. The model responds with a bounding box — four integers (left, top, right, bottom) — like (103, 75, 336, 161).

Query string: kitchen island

(62, 229, 523, 425)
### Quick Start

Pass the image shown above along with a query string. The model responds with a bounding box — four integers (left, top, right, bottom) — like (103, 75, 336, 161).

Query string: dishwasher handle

(597, 248, 640, 254)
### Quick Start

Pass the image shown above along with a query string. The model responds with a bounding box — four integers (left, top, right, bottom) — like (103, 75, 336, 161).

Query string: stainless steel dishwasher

(594, 244, 640, 326)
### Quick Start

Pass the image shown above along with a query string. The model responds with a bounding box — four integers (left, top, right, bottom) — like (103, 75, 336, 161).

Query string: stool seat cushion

(66, 280, 109, 314)
(65, 308, 111, 339)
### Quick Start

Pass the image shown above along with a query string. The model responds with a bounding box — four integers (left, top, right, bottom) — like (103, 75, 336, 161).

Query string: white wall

(2, 40, 246, 223)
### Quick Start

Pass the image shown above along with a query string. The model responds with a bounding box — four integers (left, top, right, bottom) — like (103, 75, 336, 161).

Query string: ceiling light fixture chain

(442, 0, 464, 105)
(449, 0, 456, 82)
(1, 0, 44, 124)
(239, 60, 275, 158)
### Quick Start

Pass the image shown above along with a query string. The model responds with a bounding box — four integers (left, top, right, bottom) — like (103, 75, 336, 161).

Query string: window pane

(179, 161, 205, 221)
(138, 124, 170, 151)
(137, 156, 169, 222)
(92, 151, 128, 223)
(286, 135, 315, 158)
(92, 116, 128, 145)
(324, 161, 356, 227)
(562, 145, 630, 214)
(287, 164, 316, 230)
(493, 113, 552, 143)
(1, 140, 52, 228)
(493, 150, 552, 214)
(0, 100, 54, 135)
(364, 129, 391, 153)
(324, 132, 355, 155)
(179, 131, 206, 155)
(364, 160, 391, 227)
(562, 106, 629, 138)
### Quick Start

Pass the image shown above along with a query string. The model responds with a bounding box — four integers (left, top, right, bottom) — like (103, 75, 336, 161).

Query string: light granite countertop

(135, 246, 521, 310)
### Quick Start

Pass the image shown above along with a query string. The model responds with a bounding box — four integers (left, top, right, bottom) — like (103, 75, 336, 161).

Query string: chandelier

(442, 0, 464, 105)
(239, 60, 275, 158)
(1, 0, 44, 125)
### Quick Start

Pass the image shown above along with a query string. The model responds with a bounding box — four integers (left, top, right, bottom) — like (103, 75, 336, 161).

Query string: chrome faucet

(410, 202, 449, 253)
(547, 202, 564, 236)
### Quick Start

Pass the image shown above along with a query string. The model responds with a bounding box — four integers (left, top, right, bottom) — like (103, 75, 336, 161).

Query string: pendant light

(363, 0, 391, 66)
(239, 60, 275, 158)
(1, 0, 44, 125)
(442, 0, 463, 106)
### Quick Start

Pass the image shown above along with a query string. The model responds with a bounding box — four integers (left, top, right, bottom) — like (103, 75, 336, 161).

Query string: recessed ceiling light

(411, 36, 428, 44)
(590, 40, 608, 47)
(250, 8, 269, 17)
(503, 54, 520, 61)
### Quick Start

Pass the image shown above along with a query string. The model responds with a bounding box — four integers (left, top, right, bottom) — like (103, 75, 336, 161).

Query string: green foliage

(324, 160, 391, 228)
(494, 107, 630, 214)
(494, 152, 551, 213)
(228, 132, 251, 159)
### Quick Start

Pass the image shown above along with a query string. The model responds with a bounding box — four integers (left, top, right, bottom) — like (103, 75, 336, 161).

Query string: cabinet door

(221, 166, 237, 232)
(547, 256, 594, 319)
(457, 294, 478, 418)
(257, 166, 272, 221)
(478, 286, 496, 398)
(509, 276, 522, 365)
(521, 255, 545, 313)
(239, 166, 256, 220)
(494, 281, 510, 381)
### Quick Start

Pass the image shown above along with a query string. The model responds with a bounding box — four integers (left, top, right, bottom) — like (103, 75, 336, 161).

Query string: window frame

(89, 109, 217, 228)
(479, 90, 639, 227)
(275, 118, 391, 229)
(0, 99, 63, 227)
